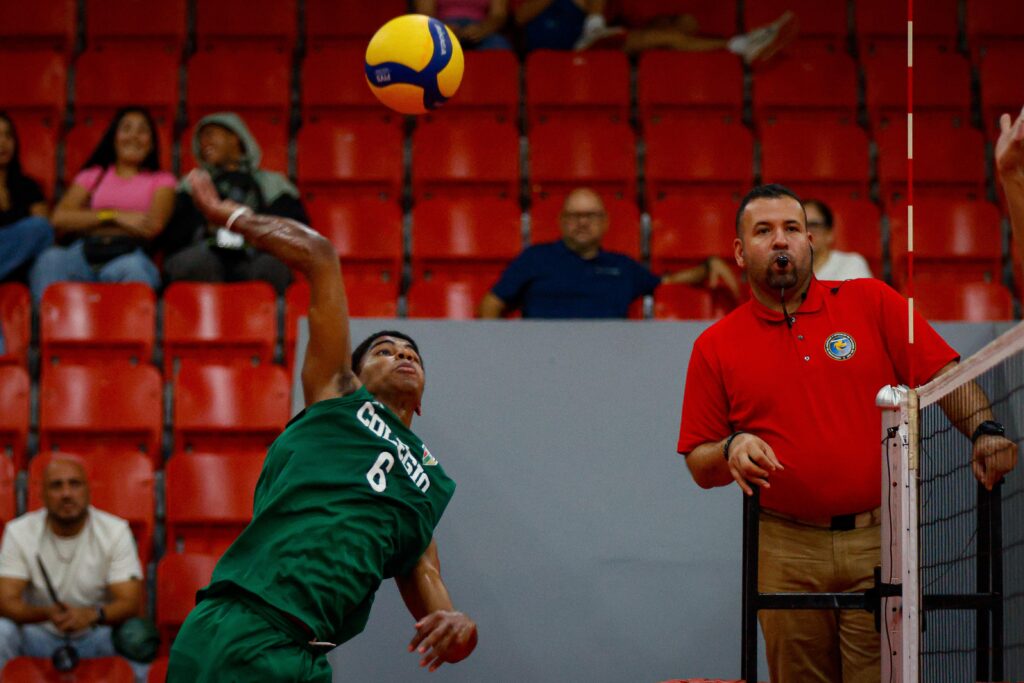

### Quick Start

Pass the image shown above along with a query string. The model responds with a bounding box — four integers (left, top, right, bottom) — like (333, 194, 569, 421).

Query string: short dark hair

(81, 106, 162, 174)
(351, 330, 422, 374)
(802, 199, 834, 229)
(735, 183, 805, 234)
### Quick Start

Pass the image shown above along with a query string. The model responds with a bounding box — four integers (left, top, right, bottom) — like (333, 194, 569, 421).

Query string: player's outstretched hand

(408, 610, 477, 672)
(972, 434, 1018, 491)
(996, 106, 1024, 187)
(186, 169, 245, 227)
(726, 432, 784, 496)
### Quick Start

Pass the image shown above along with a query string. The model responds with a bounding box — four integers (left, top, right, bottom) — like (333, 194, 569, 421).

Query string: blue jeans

(28, 238, 160, 302)
(0, 618, 149, 682)
(0, 216, 54, 281)
(446, 17, 513, 50)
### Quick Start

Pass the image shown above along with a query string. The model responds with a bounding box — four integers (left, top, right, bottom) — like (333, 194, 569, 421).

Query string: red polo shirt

(677, 278, 958, 519)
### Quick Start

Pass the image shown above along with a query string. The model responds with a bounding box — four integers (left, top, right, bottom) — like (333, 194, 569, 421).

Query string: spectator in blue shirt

(478, 187, 739, 319)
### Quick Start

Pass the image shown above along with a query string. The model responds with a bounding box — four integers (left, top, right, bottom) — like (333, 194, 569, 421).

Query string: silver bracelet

(225, 206, 252, 231)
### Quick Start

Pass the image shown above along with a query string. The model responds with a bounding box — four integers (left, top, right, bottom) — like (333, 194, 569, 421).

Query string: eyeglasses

(561, 211, 607, 222)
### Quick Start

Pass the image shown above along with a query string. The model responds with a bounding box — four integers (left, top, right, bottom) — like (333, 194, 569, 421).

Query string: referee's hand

(972, 434, 1018, 491)
(408, 610, 478, 672)
(726, 433, 784, 496)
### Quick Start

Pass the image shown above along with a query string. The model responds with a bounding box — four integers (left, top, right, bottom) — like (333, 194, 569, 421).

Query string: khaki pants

(758, 513, 881, 683)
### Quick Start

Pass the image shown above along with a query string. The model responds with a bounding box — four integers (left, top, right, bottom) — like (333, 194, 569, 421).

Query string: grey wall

(284, 319, 1008, 682)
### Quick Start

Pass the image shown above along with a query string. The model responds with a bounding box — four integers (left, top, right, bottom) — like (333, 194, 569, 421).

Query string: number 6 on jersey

(367, 451, 395, 492)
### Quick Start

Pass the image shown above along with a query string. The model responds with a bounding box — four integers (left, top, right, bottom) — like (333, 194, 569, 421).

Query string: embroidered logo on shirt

(824, 332, 856, 361)
(421, 447, 438, 467)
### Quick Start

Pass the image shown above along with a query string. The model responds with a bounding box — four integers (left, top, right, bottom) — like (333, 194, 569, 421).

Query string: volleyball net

(879, 321, 1024, 682)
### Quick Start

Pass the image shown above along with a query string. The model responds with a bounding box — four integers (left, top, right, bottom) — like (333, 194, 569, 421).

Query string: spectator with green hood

(160, 112, 309, 294)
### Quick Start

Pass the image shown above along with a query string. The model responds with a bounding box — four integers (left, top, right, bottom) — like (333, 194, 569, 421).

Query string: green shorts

(166, 595, 333, 683)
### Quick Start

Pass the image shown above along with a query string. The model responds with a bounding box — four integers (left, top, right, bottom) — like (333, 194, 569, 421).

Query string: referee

(676, 184, 1017, 682)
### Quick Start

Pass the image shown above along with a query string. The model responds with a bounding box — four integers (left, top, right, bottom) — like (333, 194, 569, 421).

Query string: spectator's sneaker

(574, 25, 627, 51)
(737, 11, 797, 65)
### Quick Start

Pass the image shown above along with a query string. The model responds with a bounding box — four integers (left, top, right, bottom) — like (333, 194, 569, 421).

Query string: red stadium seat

(407, 273, 498, 320)
(0, 456, 15, 536)
(441, 50, 519, 123)
(979, 44, 1024, 137)
(745, 0, 845, 42)
(525, 50, 630, 124)
(855, 0, 957, 41)
(530, 194, 641, 258)
(966, 0, 1024, 52)
(297, 119, 404, 199)
(0, 366, 29, 469)
(813, 196, 883, 276)
(8, 114, 58, 196)
(179, 116, 288, 175)
(85, 0, 187, 48)
(412, 119, 520, 199)
(637, 51, 744, 121)
(653, 285, 718, 320)
(195, 0, 297, 47)
(752, 44, 858, 120)
(618, 0, 737, 35)
(301, 44, 398, 123)
(1, 656, 135, 682)
(156, 552, 218, 646)
(172, 362, 291, 455)
(888, 199, 1003, 288)
(163, 282, 277, 378)
(186, 44, 290, 120)
(911, 280, 1014, 322)
(305, 0, 409, 46)
(74, 45, 180, 125)
(863, 41, 970, 125)
(305, 195, 403, 266)
(644, 115, 753, 200)
(165, 452, 264, 555)
(649, 195, 738, 273)
(28, 450, 155, 565)
(876, 115, 986, 201)
(760, 118, 870, 197)
(0, 284, 31, 367)
(39, 364, 163, 463)
(529, 120, 636, 201)
(0, 0, 75, 52)
(147, 656, 169, 683)
(413, 197, 521, 264)
(0, 50, 67, 120)
(40, 283, 155, 367)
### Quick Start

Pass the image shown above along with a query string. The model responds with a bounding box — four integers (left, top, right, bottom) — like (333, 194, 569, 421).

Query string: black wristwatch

(722, 431, 745, 461)
(971, 420, 1005, 444)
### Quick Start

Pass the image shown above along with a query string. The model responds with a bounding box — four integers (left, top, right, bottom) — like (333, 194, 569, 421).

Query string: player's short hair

(802, 199, 834, 229)
(735, 183, 805, 234)
(351, 330, 422, 374)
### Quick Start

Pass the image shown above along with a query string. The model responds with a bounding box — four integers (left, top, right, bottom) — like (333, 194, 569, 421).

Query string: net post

(877, 384, 919, 683)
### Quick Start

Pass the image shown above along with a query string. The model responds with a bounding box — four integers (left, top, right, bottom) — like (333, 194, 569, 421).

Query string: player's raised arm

(395, 540, 477, 672)
(997, 106, 1024, 266)
(185, 169, 357, 406)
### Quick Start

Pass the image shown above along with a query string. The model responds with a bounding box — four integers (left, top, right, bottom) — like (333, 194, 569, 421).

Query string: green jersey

(202, 386, 456, 645)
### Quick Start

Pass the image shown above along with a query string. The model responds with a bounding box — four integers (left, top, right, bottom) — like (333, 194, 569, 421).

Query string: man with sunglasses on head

(479, 187, 739, 318)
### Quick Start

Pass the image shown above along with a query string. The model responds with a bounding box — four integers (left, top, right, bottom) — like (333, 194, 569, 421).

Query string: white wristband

(225, 207, 252, 231)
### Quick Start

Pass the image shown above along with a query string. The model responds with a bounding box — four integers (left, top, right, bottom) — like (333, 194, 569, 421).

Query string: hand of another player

(706, 257, 741, 299)
(996, 106, 1024, 187)
(186, 169, 244, 228)
(408, 610, 477, 672)
(972, 434, 1018, 491)
(51, 606, 98, 633)
(726, 433, 784, 496)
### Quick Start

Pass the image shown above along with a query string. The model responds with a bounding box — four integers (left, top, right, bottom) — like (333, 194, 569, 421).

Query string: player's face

(42, 460, 90, 527)
(559, 190, 608, 255)
(0, 118, 14, 168)
(735, 196, 813, 292)
(198, 124, 243, 167)
(114, 111, 153, 166)
(804, 203, 834, 250)
(358, 336, 425, 401)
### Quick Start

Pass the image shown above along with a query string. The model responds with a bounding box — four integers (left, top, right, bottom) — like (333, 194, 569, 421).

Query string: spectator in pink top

(29, 107, 174, 301)
(415, 0, 513, 50)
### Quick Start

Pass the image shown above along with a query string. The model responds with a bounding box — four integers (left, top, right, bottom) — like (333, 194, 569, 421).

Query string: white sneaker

(574, 25, 627, 51)
(736, 11, 798, 65)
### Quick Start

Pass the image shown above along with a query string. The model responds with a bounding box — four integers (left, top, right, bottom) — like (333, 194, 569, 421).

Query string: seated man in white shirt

(804, 198, 873, 281)
(0, 455, 144, 674)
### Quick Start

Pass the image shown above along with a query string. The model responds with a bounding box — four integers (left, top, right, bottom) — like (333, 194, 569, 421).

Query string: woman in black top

(0, 112, 53, 284)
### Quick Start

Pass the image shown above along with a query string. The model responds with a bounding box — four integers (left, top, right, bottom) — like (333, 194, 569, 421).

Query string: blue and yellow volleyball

(364, 14, 465, 115)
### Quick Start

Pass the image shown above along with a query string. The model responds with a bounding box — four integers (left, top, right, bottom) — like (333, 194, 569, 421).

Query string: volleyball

(364, 14, 465, 115)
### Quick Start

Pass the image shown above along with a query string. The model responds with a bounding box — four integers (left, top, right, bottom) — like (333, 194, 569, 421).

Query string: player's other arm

(185, 170, 358, 407)
(997, 107, 1024, 267)
(396, 540, 477, 672)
